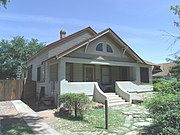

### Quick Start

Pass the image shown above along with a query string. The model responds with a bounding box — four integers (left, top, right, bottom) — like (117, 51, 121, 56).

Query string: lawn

(1, 114, 34, 135)
(47, 104, 152, 135)
(48, 108, 129, 135)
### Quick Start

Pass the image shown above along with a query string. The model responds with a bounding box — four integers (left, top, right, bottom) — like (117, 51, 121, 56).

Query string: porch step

(105, 92, 129, 106)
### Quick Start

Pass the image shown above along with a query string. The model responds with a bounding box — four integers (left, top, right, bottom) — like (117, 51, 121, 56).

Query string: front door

(84, 65, 94, 82)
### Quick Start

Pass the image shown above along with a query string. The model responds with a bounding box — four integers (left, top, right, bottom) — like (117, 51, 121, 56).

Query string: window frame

(37, 63, 45, 82)
(96, 42, 103, 52)
(106, 43, 113, 53)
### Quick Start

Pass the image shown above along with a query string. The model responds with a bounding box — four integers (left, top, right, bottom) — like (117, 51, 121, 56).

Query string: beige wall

(48, 32, 92, 58)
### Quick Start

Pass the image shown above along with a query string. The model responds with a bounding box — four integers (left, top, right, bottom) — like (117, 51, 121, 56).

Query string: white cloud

(0, 12, 161, 37)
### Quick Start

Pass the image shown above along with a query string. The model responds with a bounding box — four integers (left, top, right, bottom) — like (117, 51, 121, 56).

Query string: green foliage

(168, 56, 180, 79)
(59, 93, 90, 119)
(171, 5, 180, 28)
(145, 79, 180, 134)
(0, 0, 9, 8)
(0, 36, 44, 79)
(153, 78, 180, 94)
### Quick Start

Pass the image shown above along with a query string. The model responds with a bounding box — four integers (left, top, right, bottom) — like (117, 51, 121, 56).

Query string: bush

(153, 78, 180, 94)
(145, 78, 180, 134)
(146, 93, 180, 134)
(59, 93, 90, 119)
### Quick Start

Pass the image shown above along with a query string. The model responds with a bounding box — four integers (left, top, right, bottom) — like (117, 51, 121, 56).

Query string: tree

(171, 5, 180, 28)
(168, 56, 180, 79)
(0, 0, 9, 8)
(0, 36, 44, 79)
(170, 5, 180, 54)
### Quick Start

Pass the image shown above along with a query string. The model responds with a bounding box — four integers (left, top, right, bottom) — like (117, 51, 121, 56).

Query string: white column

(45, 62, 49, 96)
(58, 58, 66, 95)
(135, 66, 141, 85)
(149, 66, 153, 84)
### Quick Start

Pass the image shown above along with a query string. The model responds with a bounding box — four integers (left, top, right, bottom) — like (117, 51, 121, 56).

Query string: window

(37, 64, 45, 82)
(37, 67, 41, 82)
(106, 44, 113, 53)
(96, 43, 103, 51)
(140, 67, 149, 83)
(101, 66, 111, 84)
(66, 63, 73, 82)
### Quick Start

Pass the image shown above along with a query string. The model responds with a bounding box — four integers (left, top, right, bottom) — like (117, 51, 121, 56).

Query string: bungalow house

(26, 27, 153, 106)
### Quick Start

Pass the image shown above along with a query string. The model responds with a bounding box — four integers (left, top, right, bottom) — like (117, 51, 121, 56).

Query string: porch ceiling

(63, 57, 138, 67)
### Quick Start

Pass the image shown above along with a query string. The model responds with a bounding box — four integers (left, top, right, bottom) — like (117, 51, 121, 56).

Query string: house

(152, 62, 176, 78)
(26, 27, 153, 106)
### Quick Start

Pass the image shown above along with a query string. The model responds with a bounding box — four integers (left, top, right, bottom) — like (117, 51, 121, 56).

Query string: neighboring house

(26, 27, 153, 105)
(152, 62, 176, 78)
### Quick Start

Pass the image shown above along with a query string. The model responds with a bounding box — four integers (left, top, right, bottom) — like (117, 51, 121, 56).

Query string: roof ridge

(26, 26, 96, 62)
(46, 26, 96, 49)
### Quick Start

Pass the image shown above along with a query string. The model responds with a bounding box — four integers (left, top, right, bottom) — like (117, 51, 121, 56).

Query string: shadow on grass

(1, 114, 34, 135)
(140, 124, 159, 135)
(95, 126, 104, 129)
(54, 110, 86, 121)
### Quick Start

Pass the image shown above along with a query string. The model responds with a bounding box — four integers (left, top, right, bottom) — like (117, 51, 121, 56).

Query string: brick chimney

(60, 29, 66, 39)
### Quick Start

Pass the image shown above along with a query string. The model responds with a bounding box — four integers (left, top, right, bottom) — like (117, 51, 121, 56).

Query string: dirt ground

(37, 109, 56, 122)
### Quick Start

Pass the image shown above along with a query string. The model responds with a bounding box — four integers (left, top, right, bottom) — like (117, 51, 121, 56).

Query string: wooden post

(105, 98, 108, 129)
(75, 101, 77, 117)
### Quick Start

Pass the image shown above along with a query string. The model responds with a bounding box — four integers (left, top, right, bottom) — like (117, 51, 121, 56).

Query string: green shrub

(146, 93, 180, 134)
(145, 78, 180, 134)
(153, 78, 180, 94)
(59, 93, 90, 119)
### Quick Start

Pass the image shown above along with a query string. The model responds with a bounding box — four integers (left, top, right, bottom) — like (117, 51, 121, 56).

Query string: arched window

(106, 44, 113, 53)
(96, 43, 103, 51)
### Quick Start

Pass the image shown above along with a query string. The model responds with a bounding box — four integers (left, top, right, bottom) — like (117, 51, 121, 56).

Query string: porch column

(135, 66, 141, 85)
(148, 66, 152, 84)
(58, 58, 66, 95)
(45, 62, 49, 95)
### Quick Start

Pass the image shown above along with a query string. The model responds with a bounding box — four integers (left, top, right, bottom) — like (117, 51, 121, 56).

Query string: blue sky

(0, 0, 179, 63)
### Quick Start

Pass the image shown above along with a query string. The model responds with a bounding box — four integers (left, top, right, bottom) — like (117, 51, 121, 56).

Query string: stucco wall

(61, 81, 95, 96)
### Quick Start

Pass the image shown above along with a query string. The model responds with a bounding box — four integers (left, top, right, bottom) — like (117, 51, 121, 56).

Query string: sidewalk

(1, 100, 61, 135)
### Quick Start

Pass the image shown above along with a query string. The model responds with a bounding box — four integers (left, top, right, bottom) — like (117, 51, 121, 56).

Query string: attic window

(106, 44, 113, 53)
(96, 43, 103, 51)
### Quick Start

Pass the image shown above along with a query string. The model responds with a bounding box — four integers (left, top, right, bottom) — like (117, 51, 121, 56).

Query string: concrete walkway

(8, 100, 61, 135)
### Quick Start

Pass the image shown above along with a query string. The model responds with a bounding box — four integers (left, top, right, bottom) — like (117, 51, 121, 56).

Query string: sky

(0, 0, 179, 64)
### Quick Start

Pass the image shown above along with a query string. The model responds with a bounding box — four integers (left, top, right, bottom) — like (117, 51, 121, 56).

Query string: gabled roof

(27, 26, 96, 62)
(46, 26, 97, 49)
(27, 27, 149, 65)
(44, 28, 147, 64)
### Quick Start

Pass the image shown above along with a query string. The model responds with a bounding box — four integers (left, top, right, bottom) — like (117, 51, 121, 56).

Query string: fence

(0, 79, 36, 101)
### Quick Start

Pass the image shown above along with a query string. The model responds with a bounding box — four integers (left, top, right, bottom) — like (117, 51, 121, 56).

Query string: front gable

(67, 33, 137, 63)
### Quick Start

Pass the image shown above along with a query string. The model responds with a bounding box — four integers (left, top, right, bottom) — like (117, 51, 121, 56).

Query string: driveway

(0, 100, 60, 135)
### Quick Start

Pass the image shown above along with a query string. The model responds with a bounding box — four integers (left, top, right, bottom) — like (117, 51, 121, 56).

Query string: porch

(47, 57, 152, 105)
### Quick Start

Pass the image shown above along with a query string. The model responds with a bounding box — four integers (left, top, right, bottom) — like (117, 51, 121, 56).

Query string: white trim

(56, 30, 109, 60)
(62, 57, 138, 67)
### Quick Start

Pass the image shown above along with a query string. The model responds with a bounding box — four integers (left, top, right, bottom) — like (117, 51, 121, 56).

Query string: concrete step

(104, 92, 129, 106)
(108, 102, 130, 106)
(109, 98, 125, 103)
(105, 93, 116, 96)
(107, 95, 120, 99)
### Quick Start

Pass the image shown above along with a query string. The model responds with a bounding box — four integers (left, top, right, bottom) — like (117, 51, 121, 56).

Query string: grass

(48, 108, 126, 135)
(1, 114, 34, 135)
